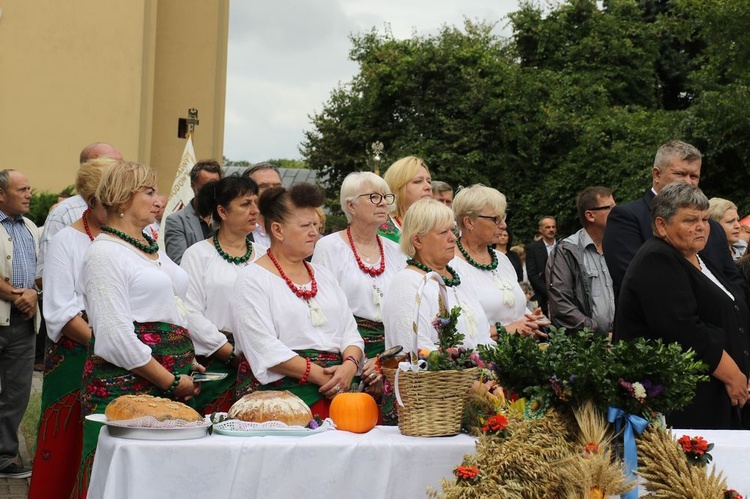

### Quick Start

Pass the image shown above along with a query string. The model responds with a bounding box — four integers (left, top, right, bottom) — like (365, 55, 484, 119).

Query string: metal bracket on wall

(177, 108, 200, 138)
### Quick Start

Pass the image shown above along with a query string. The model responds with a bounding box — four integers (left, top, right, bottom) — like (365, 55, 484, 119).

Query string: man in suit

(526, 216, 557, 314)
(0, 170, 39, 479)
(164, 160, 222, 264)
(603, 140, 744, 300)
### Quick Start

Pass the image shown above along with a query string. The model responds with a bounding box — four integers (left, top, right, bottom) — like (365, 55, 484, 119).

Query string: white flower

(632, 382, 647, 401)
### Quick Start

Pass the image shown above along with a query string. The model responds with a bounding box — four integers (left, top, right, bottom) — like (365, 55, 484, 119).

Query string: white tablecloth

(87, 426, 476, 499)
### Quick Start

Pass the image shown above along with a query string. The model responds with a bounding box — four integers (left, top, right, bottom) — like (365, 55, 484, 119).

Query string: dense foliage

(302, 0, 750, 241)
(478, 329, 708, 417)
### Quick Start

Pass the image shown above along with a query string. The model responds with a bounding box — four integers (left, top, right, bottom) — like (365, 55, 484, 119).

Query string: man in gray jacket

(546, 186, 616, 335)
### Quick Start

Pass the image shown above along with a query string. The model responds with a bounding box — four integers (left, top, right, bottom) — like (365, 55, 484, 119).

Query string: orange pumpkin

(330, 392, 379, 433)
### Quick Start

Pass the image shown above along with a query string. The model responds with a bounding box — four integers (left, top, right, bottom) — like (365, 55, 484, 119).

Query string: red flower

(238, 359, 251, 375)
(160, 356, 175, 372)
(482, 414, 509, 434)
(83, 359, 94, 377)
(583, 442, 599, 457)
(725, 490, 743, 499)
(142, 333, 162, 345)
(678, 435, 692, 452)
(454, 465, 480, 482)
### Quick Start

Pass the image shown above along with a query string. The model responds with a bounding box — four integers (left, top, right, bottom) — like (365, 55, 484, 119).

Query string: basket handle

(393, 271, 449, 408)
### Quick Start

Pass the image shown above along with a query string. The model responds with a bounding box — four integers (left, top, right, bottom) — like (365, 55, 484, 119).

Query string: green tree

(302, 0, 748, 239)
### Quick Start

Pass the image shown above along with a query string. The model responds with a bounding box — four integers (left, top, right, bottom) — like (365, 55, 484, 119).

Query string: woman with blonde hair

(383, 198, 494, 351)
(708, 197, 745, 261)
(450, 185, 547, 339)
(378, 156, 433, 242)
(74, 161, 198, 498)
(29, 157, 116, 499)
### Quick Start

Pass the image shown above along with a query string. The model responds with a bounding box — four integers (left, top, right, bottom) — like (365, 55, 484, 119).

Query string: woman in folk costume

(73, 160, 198, 498)
(231, 183, 364, 418)
(378, 156, 433, 243)
(29, 157, 116, 499)
(312, 172, 405, 420)
(450, 184, 547, 339)
(181, 174, 265, 414)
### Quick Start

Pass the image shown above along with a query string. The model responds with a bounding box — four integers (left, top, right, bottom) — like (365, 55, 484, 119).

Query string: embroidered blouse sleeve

(231, 266, 297, 384)
(383, 270, 439, 352)
(42, 230, 85, 343)
(82, 243, 153, 369)
(180, 245, 227, 356)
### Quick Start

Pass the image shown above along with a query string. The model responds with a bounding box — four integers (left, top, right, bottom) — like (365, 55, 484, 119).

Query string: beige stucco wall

(0, 0, 228, 196)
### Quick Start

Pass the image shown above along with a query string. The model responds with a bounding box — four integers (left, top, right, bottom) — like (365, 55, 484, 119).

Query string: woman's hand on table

(320, 361, 358, 399)
(361, 358, 383, 400)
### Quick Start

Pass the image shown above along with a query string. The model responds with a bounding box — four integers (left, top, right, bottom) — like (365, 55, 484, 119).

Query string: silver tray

(85, 414, 210, 441)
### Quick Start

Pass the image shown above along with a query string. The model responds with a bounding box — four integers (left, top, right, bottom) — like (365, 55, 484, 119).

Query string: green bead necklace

(213, 229, 254, 265)
(456, 238, 498, 271)
(101, 225, 159, 254)
(406, 258, 461, 287)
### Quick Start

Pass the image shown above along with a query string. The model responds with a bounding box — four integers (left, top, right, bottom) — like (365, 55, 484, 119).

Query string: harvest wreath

(430, 329, 742, 498)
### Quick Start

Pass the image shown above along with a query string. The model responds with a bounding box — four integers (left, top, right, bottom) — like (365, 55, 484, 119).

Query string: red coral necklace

(82, 208, 94, 242)
(346, 227, 385, 277)
(267, 249, 318, 300)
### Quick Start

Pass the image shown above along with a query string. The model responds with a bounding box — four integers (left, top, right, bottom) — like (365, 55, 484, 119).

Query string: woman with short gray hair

(615, 182, 749, 429)
(312, 172, 404, 401)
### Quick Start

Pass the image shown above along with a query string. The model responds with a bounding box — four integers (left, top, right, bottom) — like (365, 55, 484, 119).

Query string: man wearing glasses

(603, 140, 743, 300)
(546, 187, 616, 336)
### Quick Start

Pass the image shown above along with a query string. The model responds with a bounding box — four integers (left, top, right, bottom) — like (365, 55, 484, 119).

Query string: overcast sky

(223, 0, 521, 163)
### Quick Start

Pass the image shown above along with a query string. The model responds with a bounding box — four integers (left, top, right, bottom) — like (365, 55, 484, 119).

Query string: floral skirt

(193, 331, 238, 415)
(354, 317, 396, 425)
(236, 349, 342, 419)
(72, 322, 195, 499)
(28, 336, 87, 499)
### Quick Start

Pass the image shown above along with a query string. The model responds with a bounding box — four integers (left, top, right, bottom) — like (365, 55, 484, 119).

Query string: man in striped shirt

(0, 169, 39, 479)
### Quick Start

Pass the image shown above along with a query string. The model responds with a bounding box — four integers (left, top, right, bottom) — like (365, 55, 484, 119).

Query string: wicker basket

(384, 270, 480, 437)
(383, 366, 479, 437)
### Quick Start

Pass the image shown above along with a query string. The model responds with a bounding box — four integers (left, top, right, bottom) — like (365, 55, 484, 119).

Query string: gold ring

(369, 372, 377, 379)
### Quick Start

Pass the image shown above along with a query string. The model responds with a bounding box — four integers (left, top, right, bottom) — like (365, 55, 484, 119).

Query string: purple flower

(308, 419, 319, 429)
(647, 383, 664, 398)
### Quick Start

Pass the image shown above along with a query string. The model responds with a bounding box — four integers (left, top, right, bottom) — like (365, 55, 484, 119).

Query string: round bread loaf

(228, 390, 313, 426)
(105, 394, 203, 423)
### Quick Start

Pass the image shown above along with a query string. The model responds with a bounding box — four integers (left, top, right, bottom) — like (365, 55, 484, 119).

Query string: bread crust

(105, 394, 203, 422)
(228, 390, 313, 426)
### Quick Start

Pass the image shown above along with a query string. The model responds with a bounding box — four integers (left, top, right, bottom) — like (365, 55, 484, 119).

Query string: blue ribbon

(607, 406, 649, 499)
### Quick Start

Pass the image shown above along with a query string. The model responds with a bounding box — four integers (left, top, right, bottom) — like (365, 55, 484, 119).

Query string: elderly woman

(313, 172, 404, 405)
(383, 198, 494, 351)
(378, 156, 433, 243)
(231, 183, 364, 418)
(180, 175, 265, 414)
(709, 197, 745, 262)
(28, 158, 116, 499)
(450, 185, 547, 338)
(75, 161, 198, 497)
(615, 182, 749, 429)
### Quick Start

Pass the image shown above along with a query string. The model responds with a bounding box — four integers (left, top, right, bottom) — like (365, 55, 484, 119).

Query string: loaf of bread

(228, 390, 312, 426)
(105, 394, 203, 423)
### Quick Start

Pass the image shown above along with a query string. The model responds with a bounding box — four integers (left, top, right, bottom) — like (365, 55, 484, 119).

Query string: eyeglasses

(476, 214, 507, 225)
(358, 193, 396, 205)
(587, 205, 614, 212)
